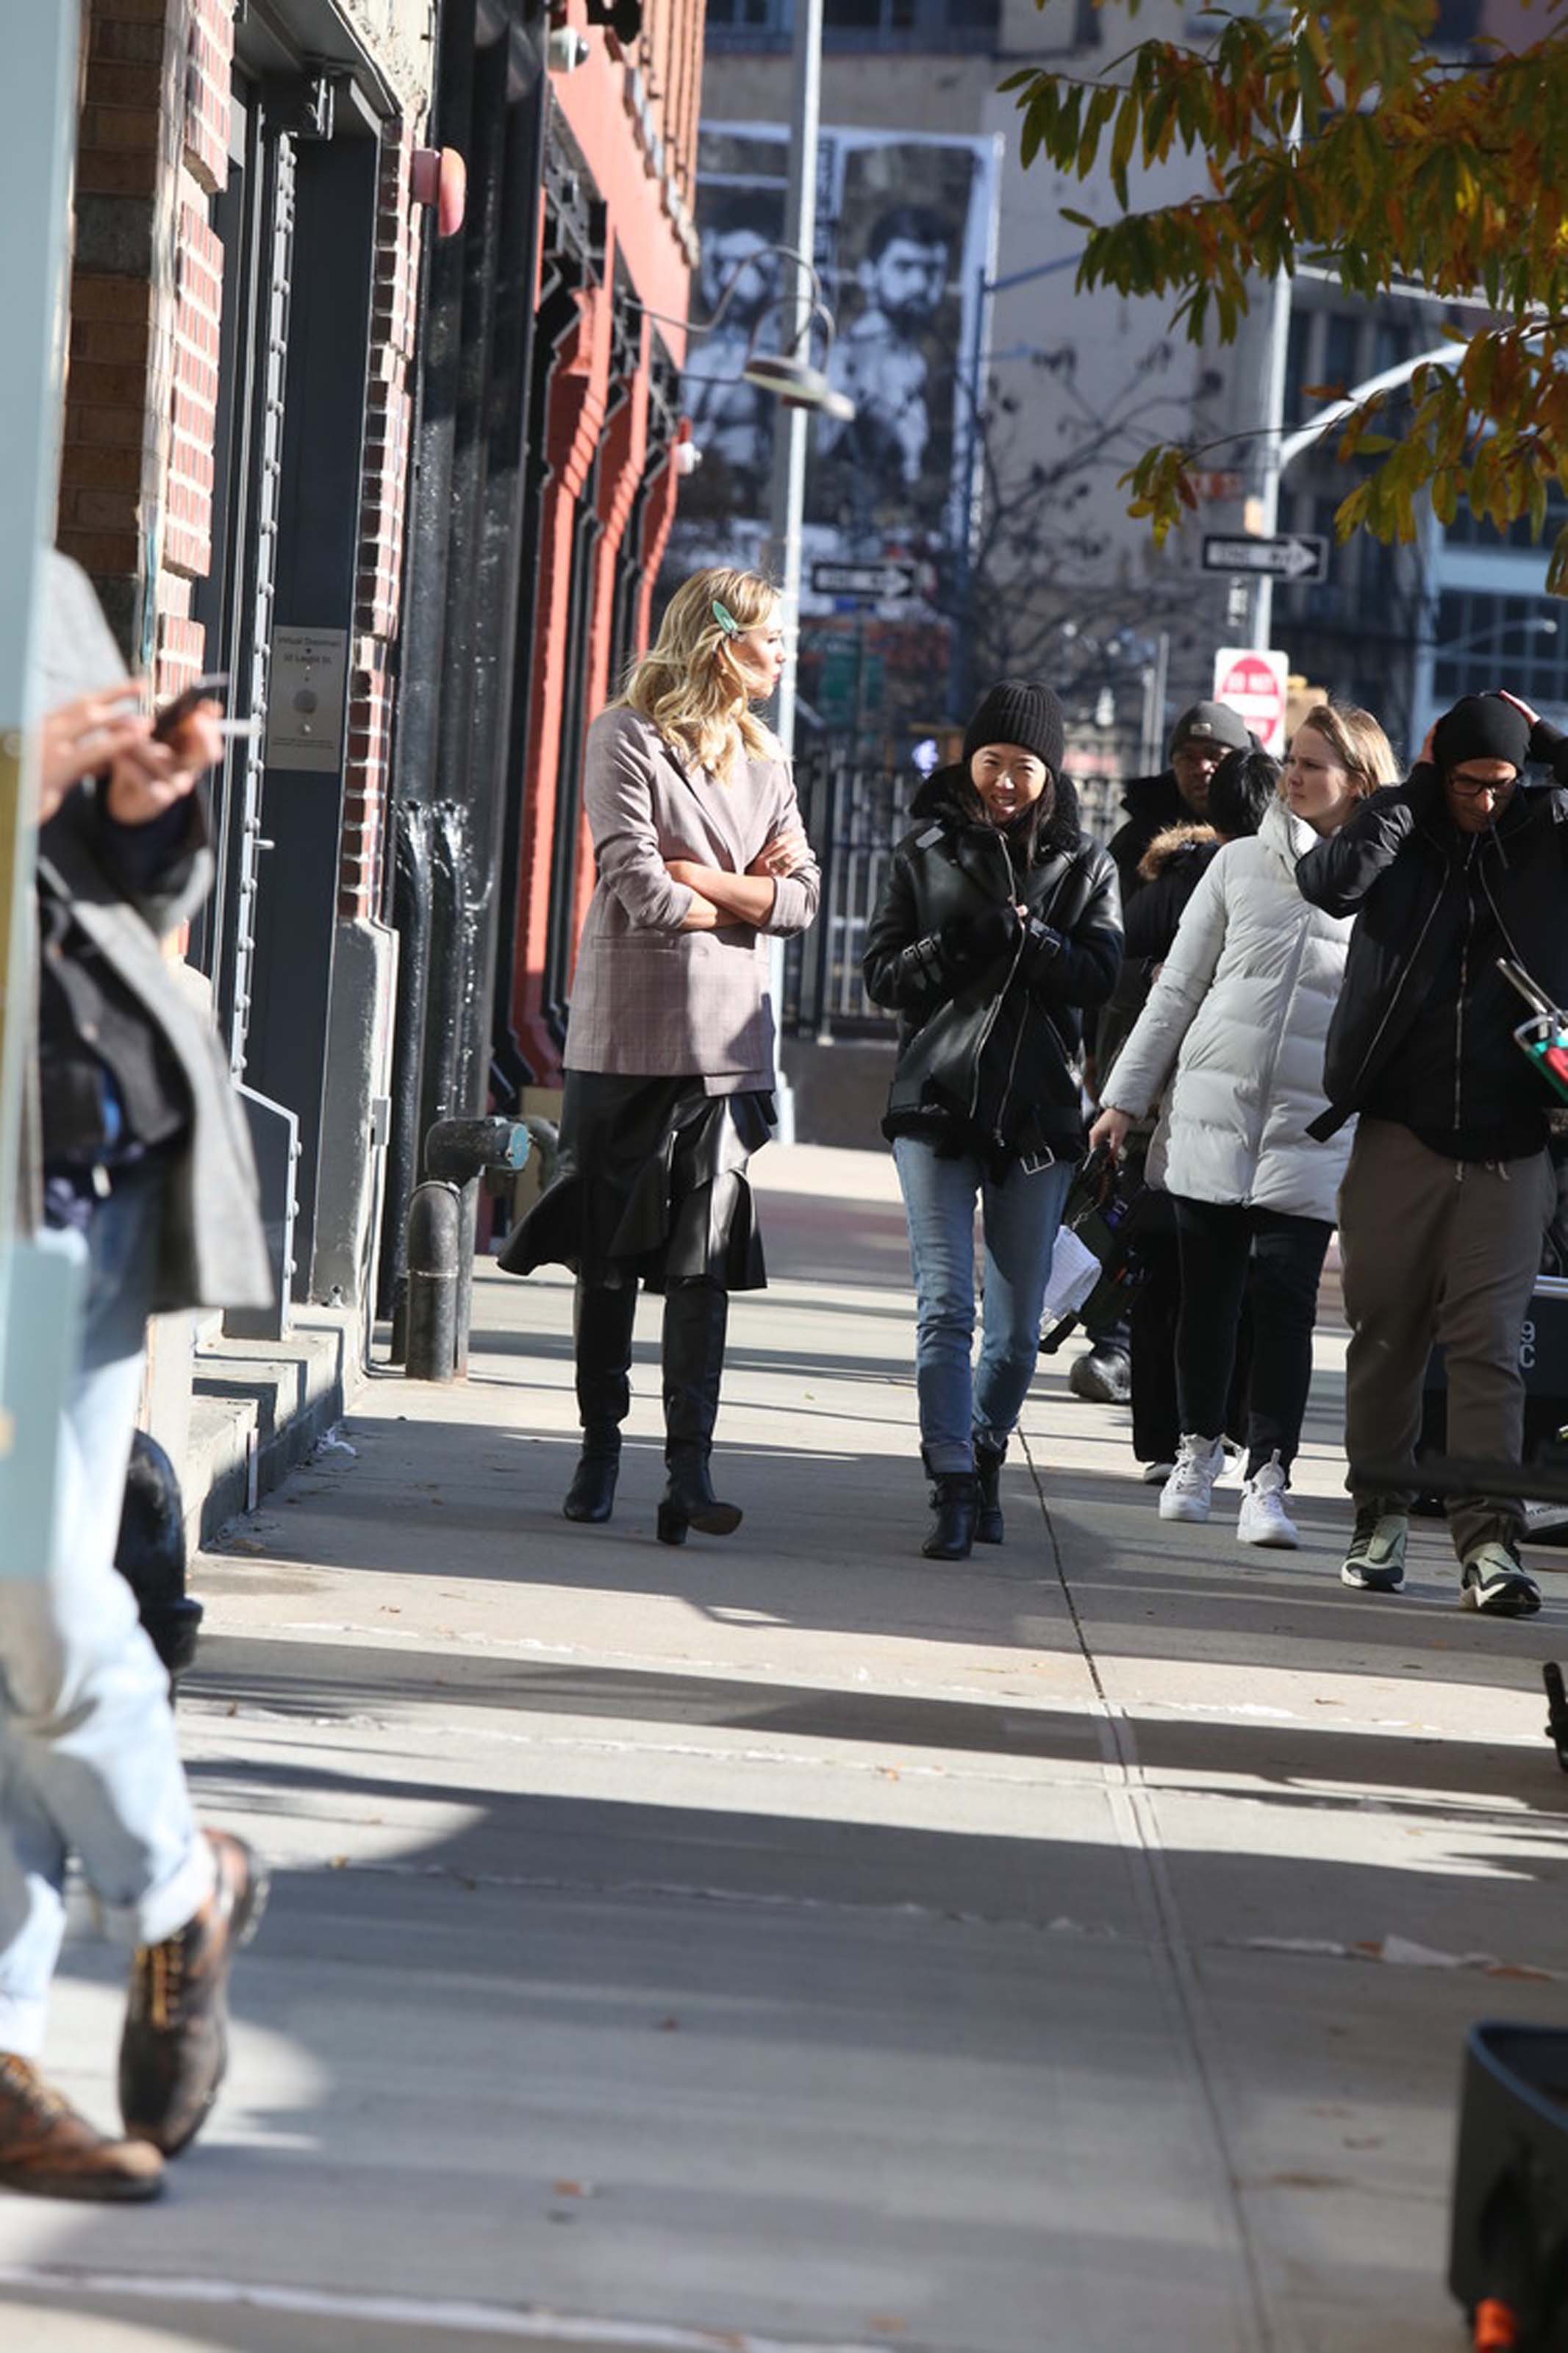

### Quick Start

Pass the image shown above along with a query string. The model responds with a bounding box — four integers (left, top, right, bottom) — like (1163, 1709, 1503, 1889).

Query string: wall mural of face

(862, 236, 949, 333)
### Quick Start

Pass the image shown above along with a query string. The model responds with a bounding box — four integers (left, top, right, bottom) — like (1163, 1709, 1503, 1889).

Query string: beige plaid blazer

(564, 707, 820, 1089)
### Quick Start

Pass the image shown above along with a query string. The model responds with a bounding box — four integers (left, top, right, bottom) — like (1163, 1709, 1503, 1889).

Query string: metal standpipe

(403, 1116, 531, 1381)
(404, 1181, 464, 1383)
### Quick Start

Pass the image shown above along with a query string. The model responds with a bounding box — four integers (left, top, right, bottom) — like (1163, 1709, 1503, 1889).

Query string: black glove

(1020, 915, 1066, 972)
(941, 901, 1020, 975)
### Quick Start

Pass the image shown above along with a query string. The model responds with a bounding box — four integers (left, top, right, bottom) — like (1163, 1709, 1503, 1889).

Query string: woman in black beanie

(862, 680, 1123, 1558)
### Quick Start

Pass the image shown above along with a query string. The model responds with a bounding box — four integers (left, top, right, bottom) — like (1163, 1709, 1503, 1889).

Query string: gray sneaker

(1459, 1542, 1541, 1618)
(1341, 1501, 1408, 1592)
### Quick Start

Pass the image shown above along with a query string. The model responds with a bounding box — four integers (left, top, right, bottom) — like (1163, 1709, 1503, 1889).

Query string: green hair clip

(712, 599, 741, 636)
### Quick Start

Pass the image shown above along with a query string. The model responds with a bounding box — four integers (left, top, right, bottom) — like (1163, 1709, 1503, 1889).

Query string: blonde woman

(1090, 704, 1400, 1546)
(501, 568, 819, 1543)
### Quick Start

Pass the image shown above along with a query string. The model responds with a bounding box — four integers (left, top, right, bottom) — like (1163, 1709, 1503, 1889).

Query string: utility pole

(763, 0, 823, 1148)
(1247, 264, 1294, 654)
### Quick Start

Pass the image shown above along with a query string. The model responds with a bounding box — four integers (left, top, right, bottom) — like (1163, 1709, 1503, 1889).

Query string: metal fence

(783, 754, 1127, 1041)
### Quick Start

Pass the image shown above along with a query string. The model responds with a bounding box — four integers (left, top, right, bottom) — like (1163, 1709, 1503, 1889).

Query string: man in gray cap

(1104, 700, 1253, 909)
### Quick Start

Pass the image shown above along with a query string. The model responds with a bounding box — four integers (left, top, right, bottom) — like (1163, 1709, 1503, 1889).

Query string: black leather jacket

(862, 767, 1123, 1172)
(1297, 724, 1568, 1154)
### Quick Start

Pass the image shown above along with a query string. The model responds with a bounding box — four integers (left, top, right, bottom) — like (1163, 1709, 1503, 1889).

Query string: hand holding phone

(109, 676, 228, 826)
(151, 673, 229, 746)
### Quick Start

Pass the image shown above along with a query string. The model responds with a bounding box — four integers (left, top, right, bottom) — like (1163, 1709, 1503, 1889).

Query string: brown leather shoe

(0, 2054, 163, 2201)
(118, 1829, 268, 2157)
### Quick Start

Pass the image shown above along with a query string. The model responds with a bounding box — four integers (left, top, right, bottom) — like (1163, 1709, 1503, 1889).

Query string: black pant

(1129, 1213, 1253, 1464)
(1172, 1196, 1332, 1476)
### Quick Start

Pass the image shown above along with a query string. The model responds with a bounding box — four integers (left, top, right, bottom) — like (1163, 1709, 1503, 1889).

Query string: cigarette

(213, 718, 262, 739)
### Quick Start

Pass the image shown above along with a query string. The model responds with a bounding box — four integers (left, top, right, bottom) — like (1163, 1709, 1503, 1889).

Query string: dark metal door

(190, 86, 297, 1081)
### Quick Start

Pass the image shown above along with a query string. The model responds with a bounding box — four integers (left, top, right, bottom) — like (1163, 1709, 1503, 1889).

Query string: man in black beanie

(1298, 688, 1568, 1617)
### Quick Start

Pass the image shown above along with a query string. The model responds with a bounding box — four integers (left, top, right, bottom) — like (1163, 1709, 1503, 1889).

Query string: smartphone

(151, 674, 229, 743)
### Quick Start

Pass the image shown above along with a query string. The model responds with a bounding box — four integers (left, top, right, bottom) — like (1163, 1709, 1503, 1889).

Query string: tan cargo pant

(1339, 1118, 1554, 1562)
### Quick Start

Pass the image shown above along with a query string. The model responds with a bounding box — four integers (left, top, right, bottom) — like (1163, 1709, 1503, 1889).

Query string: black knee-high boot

(563, 1277, 638, 1523)
(657, 1278, 742, 1545)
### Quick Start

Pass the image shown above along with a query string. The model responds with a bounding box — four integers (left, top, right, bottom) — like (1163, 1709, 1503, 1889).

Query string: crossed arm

(666, 829, 810, 930)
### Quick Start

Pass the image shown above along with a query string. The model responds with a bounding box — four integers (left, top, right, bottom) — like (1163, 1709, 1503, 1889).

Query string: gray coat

(565, 706, 820, 1090)
(29, 552, 271, 1313)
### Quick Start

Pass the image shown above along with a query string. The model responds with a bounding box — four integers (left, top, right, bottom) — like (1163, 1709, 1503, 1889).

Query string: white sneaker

(1159, 1434, 1225, 1523)
(1236, 1452, 1300, 1549)
(1141, 1460, 1175, 1485)
(1215, 1440, 1246, 1490)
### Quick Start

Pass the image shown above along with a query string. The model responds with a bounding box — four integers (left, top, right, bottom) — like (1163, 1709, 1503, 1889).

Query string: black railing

(784, 755, 1126, 1040)
(784, 754, 912, 1039)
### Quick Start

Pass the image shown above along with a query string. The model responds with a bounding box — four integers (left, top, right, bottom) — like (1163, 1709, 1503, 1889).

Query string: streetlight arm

(636, 243, 826, 340)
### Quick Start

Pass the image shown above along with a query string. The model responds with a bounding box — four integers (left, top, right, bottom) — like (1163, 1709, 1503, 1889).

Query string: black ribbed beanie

(1431, 693, 1531, 775)
(964, 679, 1065, 781)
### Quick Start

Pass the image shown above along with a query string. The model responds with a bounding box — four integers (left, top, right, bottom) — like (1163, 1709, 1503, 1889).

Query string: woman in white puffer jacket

(1092, 704, 1400, 1547)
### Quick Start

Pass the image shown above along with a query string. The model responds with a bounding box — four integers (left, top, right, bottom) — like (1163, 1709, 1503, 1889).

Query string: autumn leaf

(1012, 0, 1568, 564)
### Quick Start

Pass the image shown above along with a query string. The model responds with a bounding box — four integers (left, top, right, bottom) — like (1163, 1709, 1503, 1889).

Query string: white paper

(1041, 1225, 1102, 1327)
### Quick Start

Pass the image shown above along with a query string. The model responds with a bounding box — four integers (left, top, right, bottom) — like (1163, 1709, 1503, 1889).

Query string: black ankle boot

(657, 1280, 742, 1543)
(923, 1472, 979, 1560)
(563, 1429, 620, 1524)
(657, 1444, 743, 1546)
(563, 1277, 637, 1524)
(973, 1440, 1006, 1545)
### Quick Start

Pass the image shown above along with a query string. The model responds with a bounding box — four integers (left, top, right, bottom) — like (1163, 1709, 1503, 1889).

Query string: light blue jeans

(0, 1164, 213, 2059)
(892, 1137, 1075, 1475)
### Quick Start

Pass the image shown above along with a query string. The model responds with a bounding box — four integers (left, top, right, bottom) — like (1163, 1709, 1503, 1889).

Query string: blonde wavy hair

(1295, 701, 1400, 798)
(615, 567, 782, 776)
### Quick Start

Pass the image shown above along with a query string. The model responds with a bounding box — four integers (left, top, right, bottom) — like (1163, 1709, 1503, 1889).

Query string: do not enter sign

(1212, 646, 1289, 756)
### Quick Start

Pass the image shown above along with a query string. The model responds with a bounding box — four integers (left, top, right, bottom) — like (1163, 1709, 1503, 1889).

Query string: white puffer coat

(1103, 796, 1356, 1221)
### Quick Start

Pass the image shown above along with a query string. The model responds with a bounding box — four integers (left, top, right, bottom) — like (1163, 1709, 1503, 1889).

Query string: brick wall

(341, 126, 425, 924)
(61, 0, 234, 693)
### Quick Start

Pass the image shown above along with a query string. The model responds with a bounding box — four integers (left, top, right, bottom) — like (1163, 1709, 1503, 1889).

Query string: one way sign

(1201, 532, 1328, 582)
(809, 559, 919, 601)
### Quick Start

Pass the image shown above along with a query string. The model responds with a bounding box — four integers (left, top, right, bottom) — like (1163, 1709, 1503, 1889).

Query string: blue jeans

(0, 1164, 212, 2058)
(892, 1138, 1074, 1474)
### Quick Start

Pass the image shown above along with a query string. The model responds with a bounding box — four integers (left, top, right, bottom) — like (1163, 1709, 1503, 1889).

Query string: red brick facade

(60, 0, 426, 893)
(506, 0, 705, 1082)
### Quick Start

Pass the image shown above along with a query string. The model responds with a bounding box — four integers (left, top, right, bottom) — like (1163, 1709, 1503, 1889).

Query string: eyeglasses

(1448, 769, 1518, 799)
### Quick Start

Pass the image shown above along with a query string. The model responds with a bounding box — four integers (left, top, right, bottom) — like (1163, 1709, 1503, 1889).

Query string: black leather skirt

(498, 1073, 773, 1291)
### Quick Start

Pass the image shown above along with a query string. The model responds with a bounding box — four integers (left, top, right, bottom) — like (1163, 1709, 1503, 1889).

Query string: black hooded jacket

(1105, 768, 1192, 905)
(1297, 722, 1568, 1157)
(862, 765, 1123, 1173)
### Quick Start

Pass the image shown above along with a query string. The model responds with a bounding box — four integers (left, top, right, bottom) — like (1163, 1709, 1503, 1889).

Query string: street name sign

(1200, 532, 1328, 582)
(1213, 646, 1290, 756)
(809, 559, 918, 601)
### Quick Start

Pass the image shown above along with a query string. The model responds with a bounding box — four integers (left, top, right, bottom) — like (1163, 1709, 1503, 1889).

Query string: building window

(1432, 589, 1567, 710)
(1322, 313, 1360, 399)
(706, 0, 1000, 49)
(1283, 309, 1309, 429)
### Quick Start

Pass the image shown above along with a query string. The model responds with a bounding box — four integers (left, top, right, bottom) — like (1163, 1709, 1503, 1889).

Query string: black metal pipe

(405, 1179, 463, 1382)
(379, 800, 434, 1344)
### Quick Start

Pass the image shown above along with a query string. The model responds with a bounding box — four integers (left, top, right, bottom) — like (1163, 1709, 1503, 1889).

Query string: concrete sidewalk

(3, 1143, 1567, 2352)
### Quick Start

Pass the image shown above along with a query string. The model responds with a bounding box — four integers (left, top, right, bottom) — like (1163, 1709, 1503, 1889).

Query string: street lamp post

(762, 0, 824, 1148)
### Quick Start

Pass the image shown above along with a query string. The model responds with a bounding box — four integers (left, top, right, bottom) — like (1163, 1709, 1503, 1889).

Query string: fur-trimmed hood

(1136, 821, 1218, 884)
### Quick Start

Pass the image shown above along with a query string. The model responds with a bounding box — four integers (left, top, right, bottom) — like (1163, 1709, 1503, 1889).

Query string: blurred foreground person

(501, 568, 818, 1543)
(864, 680, 1122, 1559)
(0, 554, 270, 2200)
(1299, 690, 1568, 1616)
(1092, 706, 1398, 1545)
